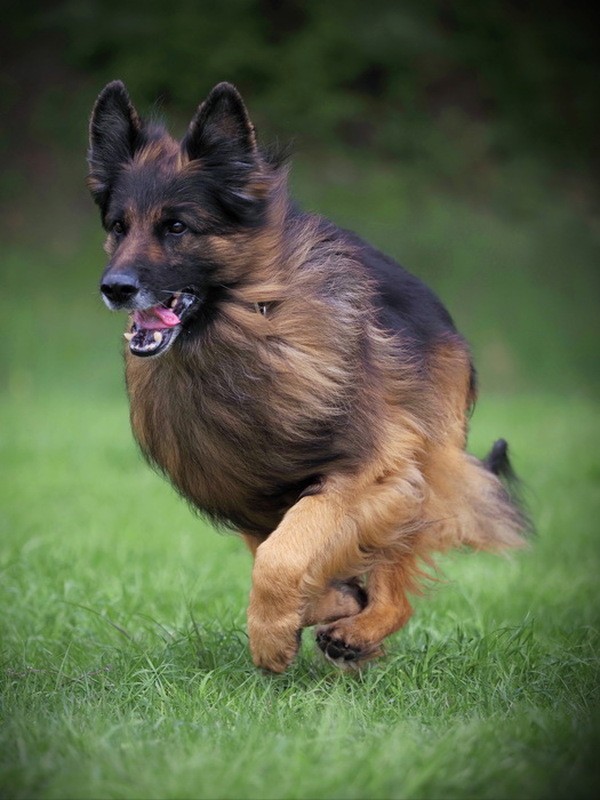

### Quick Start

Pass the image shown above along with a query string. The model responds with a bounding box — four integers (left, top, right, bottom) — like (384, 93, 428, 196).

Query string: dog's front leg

(247, 487, 355, 672)
(247, 464, 424, 672)
(242, 532, 366, 629)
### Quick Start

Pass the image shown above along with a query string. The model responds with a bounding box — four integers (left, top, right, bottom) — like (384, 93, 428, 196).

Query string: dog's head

(88, 81, 278, 357)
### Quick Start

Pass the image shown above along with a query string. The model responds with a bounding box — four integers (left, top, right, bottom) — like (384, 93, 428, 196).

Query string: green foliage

(4, 0, 597, 171)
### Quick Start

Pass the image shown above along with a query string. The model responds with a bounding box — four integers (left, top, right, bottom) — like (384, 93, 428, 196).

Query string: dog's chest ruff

(124, 319, 374, 533)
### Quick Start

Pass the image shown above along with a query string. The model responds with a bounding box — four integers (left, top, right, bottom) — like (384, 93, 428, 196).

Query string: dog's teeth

(153, 331, 163, 343)
(124, 332, 134, 341)
(170, 293, 180, 308)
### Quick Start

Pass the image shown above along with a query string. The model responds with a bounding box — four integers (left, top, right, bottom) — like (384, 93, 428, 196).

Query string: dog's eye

(112, 220, 125, 235)
(165, 221, 187, 235)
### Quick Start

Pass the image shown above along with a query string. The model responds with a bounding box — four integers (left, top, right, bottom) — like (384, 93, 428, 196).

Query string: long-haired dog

(87, 81, 529, 672)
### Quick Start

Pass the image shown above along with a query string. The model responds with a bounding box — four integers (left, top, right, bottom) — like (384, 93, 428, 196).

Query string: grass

(1, 157, 599, 798)
(1, 391, 598, 799)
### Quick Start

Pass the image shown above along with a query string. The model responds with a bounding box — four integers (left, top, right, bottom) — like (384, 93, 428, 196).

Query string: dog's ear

(87, 81, 141, 210)
(183, 82, 258, 164)
(183, 83, 269, 226)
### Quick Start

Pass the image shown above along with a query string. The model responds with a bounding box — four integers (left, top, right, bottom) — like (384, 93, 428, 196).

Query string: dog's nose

(100, 271, 140, 307)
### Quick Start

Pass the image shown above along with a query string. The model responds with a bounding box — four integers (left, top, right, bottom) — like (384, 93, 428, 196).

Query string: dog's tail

(467, 437, 533, 550)
(425, 438, 532, 553)
(484, 438, 516, 481)
(484, 438, 532, 523)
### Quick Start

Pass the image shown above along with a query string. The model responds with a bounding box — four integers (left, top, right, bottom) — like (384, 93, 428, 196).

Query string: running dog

(87, 81, 529, 672)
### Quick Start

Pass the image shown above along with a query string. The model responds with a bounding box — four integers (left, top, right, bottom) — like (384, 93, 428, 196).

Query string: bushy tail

(467, 437, 533, 549)
(425, 437, 532, 553)
(484, 438, 516, 481)
(484, 438, 532, 527)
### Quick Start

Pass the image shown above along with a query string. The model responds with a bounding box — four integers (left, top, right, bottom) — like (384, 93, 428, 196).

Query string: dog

(87, 81, 529, 672)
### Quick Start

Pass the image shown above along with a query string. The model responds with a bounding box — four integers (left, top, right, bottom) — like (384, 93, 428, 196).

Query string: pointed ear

(183, 82, 258, 163)
(87, 80, 141, 210)
(182, 83, 269, 226)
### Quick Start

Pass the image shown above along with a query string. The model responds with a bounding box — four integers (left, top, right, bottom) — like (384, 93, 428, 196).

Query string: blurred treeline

(1, 0, 597, 187)
(1, 0, 598, 396)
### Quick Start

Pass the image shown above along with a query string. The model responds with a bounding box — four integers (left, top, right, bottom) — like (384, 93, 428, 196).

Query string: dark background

(1, 0, 598, 396)
(2, 0, 598, 172)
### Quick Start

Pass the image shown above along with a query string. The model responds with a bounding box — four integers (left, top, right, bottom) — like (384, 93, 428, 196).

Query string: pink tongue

(133, 305, 181, 330)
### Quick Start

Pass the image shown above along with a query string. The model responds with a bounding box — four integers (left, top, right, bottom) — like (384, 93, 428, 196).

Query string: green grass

(1, 391, 598, 799)
(1, 161, 599, 798)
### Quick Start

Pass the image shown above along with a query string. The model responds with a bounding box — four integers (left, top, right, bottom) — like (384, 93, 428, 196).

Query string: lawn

(1, 160, 599, 799)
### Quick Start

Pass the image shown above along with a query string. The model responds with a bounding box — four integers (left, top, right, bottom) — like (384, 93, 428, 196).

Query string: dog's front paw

(315, 621, 383, 669)
(247, 615, 302, 673)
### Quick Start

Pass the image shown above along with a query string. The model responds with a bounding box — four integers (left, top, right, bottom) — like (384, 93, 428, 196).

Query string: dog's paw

(248, 616, 302, 674)
(315, 622, 383, 669)
(315, 629, 364, 664)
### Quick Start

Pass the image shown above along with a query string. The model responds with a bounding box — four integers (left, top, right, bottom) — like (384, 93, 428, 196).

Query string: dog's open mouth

(124, 291, 198, 357)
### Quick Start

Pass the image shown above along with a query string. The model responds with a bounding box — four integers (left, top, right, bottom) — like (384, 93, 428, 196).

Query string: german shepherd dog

(88, 81, 529, 672)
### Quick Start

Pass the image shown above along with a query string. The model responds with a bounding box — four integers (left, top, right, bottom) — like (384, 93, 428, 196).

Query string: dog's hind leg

(303, 578, 368, 626)
(315, 556, 418, 667)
